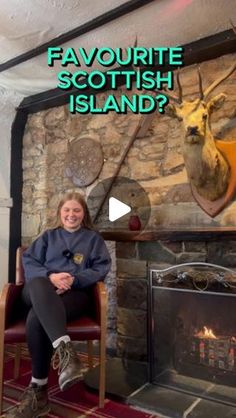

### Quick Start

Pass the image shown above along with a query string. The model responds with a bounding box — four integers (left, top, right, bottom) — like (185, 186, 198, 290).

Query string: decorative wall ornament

(165, 60, 236, 217)
(162, 22, 236, 217)
(65, 136, 104, 187)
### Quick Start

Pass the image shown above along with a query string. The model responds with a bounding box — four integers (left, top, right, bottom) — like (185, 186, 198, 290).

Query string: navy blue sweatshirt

(22, 227, 111, 289)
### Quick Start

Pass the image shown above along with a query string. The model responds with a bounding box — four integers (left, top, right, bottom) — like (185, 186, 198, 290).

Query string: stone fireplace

(123, 257, 236, 417)
(114, 237, 236, 361)
(148, 262, 236, 407)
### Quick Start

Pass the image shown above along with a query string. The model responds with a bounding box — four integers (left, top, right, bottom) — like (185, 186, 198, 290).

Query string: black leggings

(22, 277, 90, 379)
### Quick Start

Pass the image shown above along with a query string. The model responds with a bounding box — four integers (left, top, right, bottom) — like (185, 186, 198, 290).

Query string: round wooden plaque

(65, 137, 104, 187)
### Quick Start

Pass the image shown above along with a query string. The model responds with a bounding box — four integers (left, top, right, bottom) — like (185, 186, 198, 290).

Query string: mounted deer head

(166, 55, 236, 201)
(162, 20, 236, 203)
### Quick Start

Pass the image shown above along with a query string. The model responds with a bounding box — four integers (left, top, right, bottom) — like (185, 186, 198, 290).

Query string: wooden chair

(0, 247, 108, 413)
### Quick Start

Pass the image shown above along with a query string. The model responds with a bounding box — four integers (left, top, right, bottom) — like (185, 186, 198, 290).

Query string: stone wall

(21, 52, 236, 356)
(22, 52, 236, 240)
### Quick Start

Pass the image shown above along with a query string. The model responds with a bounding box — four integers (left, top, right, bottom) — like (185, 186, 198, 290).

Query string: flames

(195, 326, 217, 339)
(195, 327, 236, 341)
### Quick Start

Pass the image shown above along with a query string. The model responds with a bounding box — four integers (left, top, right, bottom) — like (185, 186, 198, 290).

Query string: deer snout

(187, 126, 199, 135)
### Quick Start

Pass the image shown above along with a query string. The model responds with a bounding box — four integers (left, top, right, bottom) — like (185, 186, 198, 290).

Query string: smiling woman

(60, 200, 85, 231)
(53, 192, 94, 231)
(5, 192, 111, 418)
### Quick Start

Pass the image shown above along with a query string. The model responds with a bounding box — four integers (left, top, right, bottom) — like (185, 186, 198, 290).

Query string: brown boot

(52, 341, 83, 391)
(2, 383, 50, 418)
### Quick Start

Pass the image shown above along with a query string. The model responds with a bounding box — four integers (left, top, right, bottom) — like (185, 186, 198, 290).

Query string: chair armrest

(0, 283, 24, 330)
(92, 281, 108, 326)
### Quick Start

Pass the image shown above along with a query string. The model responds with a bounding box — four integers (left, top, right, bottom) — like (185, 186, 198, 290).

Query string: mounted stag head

(166, 58, 236, 202)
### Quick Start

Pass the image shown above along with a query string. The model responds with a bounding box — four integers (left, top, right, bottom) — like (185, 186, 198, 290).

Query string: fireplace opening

(148, 263, 236, 407)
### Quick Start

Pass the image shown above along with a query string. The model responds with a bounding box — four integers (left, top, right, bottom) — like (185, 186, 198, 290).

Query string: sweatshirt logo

(73, 253, 84, 264)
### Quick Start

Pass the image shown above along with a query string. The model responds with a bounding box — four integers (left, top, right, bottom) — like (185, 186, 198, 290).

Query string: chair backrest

(16, 247, 27, 285)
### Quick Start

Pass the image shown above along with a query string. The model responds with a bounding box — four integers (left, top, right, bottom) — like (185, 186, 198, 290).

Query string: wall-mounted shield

(65, 137, 104, 187)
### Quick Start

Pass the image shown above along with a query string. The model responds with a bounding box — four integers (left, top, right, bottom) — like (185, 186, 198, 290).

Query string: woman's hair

(53, 192, 94, 230)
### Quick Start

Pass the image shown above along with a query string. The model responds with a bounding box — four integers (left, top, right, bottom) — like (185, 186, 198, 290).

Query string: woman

(5, 192, 111, 418)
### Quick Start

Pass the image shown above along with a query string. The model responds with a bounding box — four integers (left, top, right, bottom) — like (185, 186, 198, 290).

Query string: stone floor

(85, 358, 236, 418)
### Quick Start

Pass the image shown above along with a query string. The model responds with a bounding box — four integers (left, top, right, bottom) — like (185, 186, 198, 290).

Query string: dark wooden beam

(8, 109, 28, 282)
(0, 0, 155, 73)
(18, 29, 236, 114)
(183, 29, 236, 66)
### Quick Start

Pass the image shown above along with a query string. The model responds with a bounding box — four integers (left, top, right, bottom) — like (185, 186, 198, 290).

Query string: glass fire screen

(148, 262, 236, 406)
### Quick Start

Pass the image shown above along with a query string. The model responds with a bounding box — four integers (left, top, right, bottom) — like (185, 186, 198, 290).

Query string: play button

(87, 176, 151, 232)
(109, 197, 131, 222)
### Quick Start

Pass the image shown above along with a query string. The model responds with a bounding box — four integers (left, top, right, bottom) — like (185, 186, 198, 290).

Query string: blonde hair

(52, 192, 94, 230)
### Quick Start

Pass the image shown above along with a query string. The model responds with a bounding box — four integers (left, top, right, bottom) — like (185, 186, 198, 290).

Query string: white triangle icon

(109, 197, 131, 222)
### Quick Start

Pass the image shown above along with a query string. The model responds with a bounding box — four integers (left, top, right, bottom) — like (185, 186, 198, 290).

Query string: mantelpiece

(101, 228, 236, 242)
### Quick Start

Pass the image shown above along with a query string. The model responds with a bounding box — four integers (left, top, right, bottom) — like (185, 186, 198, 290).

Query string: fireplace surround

(148, 262, 236, 407)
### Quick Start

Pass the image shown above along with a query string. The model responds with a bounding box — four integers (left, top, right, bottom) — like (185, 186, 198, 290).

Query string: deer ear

(207, 93, 226, 112)
(165, 104, 178, 118)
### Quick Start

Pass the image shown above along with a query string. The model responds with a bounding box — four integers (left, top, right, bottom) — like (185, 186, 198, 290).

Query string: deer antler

(197, 67, 204, 99)
(229, 19, 236, 34)
(203, 20, 236, 100)
(158, 69, 183, 104)
(203, 60, 236, 100)
(176, 69, 183, 103)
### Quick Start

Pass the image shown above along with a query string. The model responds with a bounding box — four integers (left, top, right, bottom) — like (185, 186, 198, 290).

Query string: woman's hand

(48, 272, 74, 291)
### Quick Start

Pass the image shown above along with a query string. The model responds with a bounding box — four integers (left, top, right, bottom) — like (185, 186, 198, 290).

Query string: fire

(195, 326, 217, 339)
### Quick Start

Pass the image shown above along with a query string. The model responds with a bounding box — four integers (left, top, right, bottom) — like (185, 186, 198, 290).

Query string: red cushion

(4, 320, 27, 343)
(5, 317, 101, 344)
(67, 317, 101, 340)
